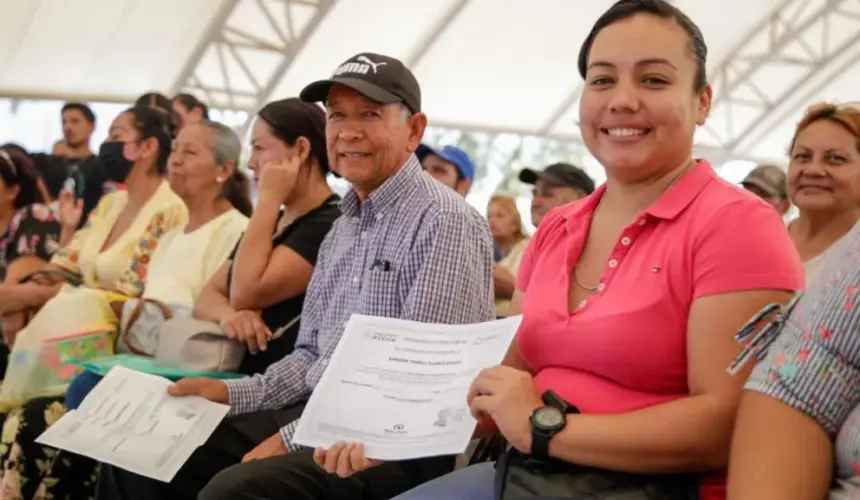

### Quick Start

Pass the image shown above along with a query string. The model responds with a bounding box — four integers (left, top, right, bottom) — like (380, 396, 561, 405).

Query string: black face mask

(98, 141, 134, 183)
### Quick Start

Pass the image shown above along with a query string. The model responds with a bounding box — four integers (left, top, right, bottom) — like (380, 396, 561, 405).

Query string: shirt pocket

(364, 261, 404, 317)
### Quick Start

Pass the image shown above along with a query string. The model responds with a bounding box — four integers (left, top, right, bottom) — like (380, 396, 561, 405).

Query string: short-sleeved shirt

(515, 160, 804, 500)
(227, 194, 341, 375)
(143, 208, 248, 305)
(798, 220, 857, 284)
(745, 221, 860, 499)
(0, 204, 62, 282)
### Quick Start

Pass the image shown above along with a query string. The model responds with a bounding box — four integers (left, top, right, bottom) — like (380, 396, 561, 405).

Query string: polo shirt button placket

(608, 259, 618, 269)
(621, 236, 631, 246)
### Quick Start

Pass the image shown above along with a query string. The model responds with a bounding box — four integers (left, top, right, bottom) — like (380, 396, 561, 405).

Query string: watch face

(533, 406, 565, 430)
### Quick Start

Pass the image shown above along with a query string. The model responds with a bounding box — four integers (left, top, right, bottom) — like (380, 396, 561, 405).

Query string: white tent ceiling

(0, 0, 857, 164)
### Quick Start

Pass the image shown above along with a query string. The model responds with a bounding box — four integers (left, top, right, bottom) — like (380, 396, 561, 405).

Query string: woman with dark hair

(136, 92, 179, 136)
(192, 97, 339, 375)
(0, 146, 53, 204)
(337, 1, 802, 499)
(0, 148, 61, 285)
(96, 97, 342, 499)
(173, 93, 209, 131)
(0, 148, 62, 393)
(135, 91, 173, 113)
(0, 118, 254, 500)
(0, 144, 29, 159)
(0, 105, 187, 348)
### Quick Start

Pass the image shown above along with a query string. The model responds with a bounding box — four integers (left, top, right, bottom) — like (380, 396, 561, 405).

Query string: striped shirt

(744, 221, 860, 497)
(224, 155, 496, 449)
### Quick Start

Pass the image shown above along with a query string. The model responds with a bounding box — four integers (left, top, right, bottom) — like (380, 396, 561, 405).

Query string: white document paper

(292, 314, 522, 461)
(36, 365, 229, 482)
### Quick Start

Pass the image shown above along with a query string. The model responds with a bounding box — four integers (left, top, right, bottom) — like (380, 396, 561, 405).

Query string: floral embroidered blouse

(0, 204, 62, 282)
(745, 221, 860, 498)
(50, 181, 187, 297)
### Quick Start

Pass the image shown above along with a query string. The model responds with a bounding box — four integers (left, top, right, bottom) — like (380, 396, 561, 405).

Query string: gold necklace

(573, 160, 697, 292)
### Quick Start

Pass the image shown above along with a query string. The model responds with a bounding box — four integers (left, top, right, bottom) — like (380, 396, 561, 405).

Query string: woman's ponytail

(223, 169, 253, 217)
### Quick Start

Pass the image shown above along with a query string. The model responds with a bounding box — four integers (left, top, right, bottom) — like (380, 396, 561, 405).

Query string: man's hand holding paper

(36, 366, 230, 482)
(293, 314, 523, 463)
(168, 377, 229, 404)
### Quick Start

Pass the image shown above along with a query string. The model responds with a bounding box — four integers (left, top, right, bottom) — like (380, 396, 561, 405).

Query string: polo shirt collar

(340, 154, 422, 218)
(644, 159, 714, 220)
(561, 159, 715, 226)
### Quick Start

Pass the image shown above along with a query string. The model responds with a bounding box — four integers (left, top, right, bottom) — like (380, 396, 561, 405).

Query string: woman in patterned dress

(0, 147, 63, 385)
(0, 148, 61, 287)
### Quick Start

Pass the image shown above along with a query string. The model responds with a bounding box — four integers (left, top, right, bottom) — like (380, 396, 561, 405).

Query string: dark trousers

(199, 450, 455, 500)
(98, 405, 305, 500)
(97, 403, 456, 500)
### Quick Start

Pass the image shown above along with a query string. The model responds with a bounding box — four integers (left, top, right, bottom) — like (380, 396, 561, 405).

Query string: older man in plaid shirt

(98, 53, 495, 500)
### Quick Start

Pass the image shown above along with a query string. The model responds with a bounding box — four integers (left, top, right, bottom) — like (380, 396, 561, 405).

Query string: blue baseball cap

(416, 144, 474, 182)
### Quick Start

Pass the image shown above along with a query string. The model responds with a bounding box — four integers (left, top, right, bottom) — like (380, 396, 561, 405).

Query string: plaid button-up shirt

(224, 155, 495, 449)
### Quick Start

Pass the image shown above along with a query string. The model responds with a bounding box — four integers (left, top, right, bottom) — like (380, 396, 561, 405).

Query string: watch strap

(530, 391, 578, 461)
(531, 426, 551, 460)
(542, 390, 579, 414)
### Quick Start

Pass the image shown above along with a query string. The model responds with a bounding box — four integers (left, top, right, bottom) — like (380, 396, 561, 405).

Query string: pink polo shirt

(515, 160, 803, 500)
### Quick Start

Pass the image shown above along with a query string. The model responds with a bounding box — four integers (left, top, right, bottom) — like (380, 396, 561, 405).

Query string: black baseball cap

(300, 52, 421, 113)
(519, 163, 595, 194)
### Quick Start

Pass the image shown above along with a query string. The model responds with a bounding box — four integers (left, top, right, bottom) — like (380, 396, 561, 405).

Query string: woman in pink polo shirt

(317, 0, 804, 498)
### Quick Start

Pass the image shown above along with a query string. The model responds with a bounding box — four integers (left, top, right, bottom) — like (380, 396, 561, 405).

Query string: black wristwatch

(529, 390, 579, 461)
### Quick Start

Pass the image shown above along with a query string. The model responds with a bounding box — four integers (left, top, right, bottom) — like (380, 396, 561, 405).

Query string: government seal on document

(433, 407, 467, 428)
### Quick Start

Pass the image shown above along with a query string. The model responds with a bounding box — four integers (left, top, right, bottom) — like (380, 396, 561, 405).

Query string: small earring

(216, 176, 224, 183)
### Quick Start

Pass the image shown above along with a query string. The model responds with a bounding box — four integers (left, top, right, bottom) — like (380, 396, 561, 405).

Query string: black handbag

(494, 448, 700, 500)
